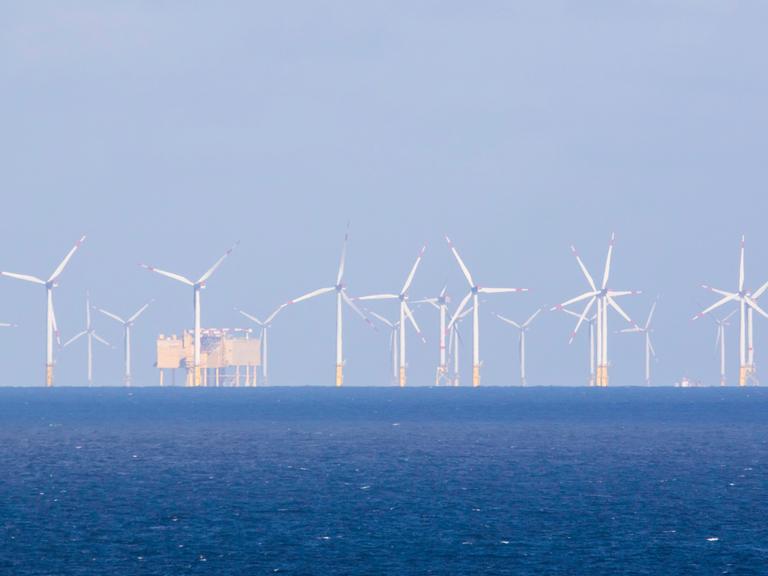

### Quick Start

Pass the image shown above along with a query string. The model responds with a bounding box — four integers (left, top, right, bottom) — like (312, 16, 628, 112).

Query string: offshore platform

(156, 328, 260, 386)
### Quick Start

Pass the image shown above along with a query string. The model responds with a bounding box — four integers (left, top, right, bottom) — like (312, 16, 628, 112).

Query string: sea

(0, 387, 765, 575)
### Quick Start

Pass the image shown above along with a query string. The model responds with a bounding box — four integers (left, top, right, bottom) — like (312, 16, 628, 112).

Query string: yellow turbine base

(472, 365, 480, 388)
(336, 364, 343, 387)
(45, 364, 54, 388)
(596, 365, 609, 387)
(435, 365, 448, 386)
(399, 367, 406, 387)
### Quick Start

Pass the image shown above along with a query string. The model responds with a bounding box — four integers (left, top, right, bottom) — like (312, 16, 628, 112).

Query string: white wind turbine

(560, 307, 597, 386)
(693, 236, 768, 386)
(551, 233, 640, 387)
(413, 286, 451, 385)
(236, 304, 286, 386)
(446, 236, 528, 387)
(709, 310, 737, 386)
(141, 242, 238, 386)
(495, 308, 541, 386)
(618, 301, 657, 385)
(286, 227, 373, 387)
(369, 310, 401, 386)
(358, 246, 427, 387)
(64, 292, 112, 386)
(1, 235, 86, 387)
(95, 300, 153, 386)
(447, 305, 473, 387)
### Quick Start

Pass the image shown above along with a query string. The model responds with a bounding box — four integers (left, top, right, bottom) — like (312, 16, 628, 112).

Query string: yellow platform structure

(157, 328, 260, 387)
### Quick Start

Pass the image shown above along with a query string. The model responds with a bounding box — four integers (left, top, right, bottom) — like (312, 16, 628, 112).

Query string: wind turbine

(64, 292, 112, 386)
(286, 227, 373, 387)
(447, 305, 473, 386)
(413, 286, 451, 385)
(95, 300, 153, 386)
(1, 235, 86, 386)
(445, 236, 528, 387)
(618, 301, 657, 385)
(495, 308, 541, 386)
(358, 246, 427, 387)
(551, 233, 640, 387)
(236, 304, 286, 385)
(709, 310, 737, 386)
(560, 307, 596, 386)
(141, 242, 238, 386)
(369, 310, 401, 386)
(693, 236, 768, 386)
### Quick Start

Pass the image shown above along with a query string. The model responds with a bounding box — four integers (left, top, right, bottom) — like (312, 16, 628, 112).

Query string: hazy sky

(1, 1, 767, 387)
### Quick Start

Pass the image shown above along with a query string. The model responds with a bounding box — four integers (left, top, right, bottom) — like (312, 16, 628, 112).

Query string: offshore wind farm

(0, 231, 765, 388)
(3, 4, 768, 576)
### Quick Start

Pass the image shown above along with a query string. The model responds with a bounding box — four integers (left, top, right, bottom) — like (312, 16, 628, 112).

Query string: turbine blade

(601, 233, 615, 290)
(569, 296, 596, 344)
(93, 333, 111, 347)
(128, 300, 153, 323)
(48, 235, 86, 283)
(401, 245, 426, 295)
(645, 301, 657, 330)
(369, 310, 394, 328)
(648, 338, 656, 358)
(752, 279, 768, 300)
(739, 235, 745, 292)
(140, 264, 194, 286)
(336, 223, 350, 286)
(551, 291, 596, 310)
(403, 302, 425, 341)
(571, 245, 596, 291)
(237, 309, 264, 326)
(495, 314, 520, 329)
(64, 331, 87, 348)
(522, 308, 542, 328)
(447, 291, 473, 329)
(702, 285, 736, 298)
(198, 241, 239, 284)
(357, 294, 399, 301)
(264, 304, 286, 325)
(458, 305, 474, 320)
(692, 293, 738, 320)
(445, 236, 475, 287)
(479, 287, 528, 294)
(50, 300, 61, 347)
(607, 290, 642, 298)
(0, 271, 45, 284)
(288, 286, 335, 304)
(607, 296, 634, 325)
(342, 290, 375, 329)
(745, 295, 768, 320)
(96, 307, 125, 324)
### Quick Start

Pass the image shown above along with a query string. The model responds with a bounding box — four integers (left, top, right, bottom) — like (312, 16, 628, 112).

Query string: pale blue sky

(1, 1, 766, 386)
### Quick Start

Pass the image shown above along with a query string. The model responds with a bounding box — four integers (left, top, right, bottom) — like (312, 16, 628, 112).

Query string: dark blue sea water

(0, 387, 766, 575)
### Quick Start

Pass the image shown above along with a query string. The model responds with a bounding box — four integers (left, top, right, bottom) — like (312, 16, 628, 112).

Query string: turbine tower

(693, 236, 768, 386)
(1, 235, 86, 387)
(95, 300, 153, 386)
(495, 308, 541, 386)
(710, 310, 737, 386)
(141, 242, 238, 386)
(551, 233, 640, 387)
(64, 292, 112, 386)
(369, 311, 401, 386)
(447, 306, 473, 386)
(286, 227, 373, 386)
(445, 236, 528, 387)
(358, 246, 427, 387)
(560, 307, 597, 386)
(236, 304, 286, 386)
(414, 287, 451, 385)
(619, 301, 657, 385)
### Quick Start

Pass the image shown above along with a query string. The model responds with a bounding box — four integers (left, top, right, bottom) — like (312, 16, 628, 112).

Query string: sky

(0, 1, 767, 387)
